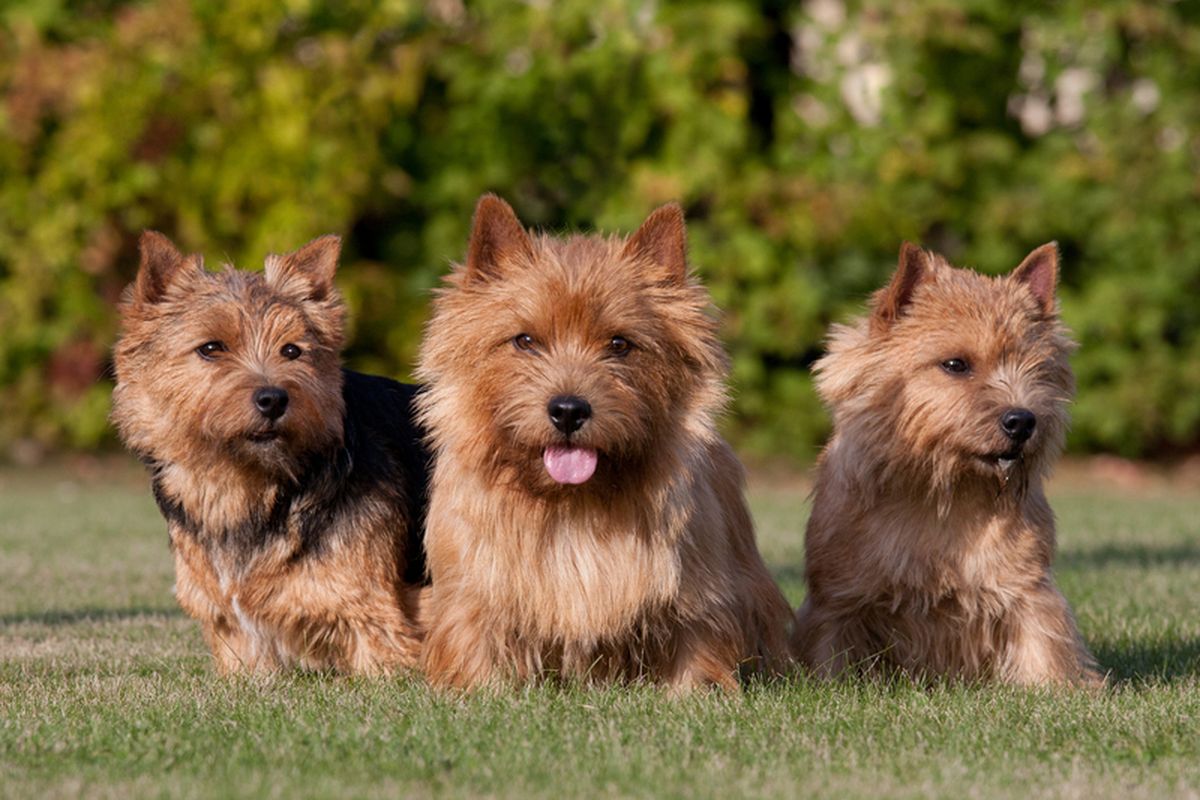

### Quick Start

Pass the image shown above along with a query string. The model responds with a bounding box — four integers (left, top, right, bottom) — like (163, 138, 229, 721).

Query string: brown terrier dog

(793, 243, 1103, 686)
(416, 195, 792, 690)
(112, 232, 430, 674)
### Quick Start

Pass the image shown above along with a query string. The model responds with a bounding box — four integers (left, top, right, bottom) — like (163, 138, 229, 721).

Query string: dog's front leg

(1000, 579, 1106, 687)
(792, 597, 857, 678)
(662, 623, 741, 693)
(421, 588, 505, 690)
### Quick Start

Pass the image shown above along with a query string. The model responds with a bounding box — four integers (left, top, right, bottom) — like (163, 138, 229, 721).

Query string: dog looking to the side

(112, 232, 430, 675)
(793, 243, 1103, 686)
(415, 195, 793, 691)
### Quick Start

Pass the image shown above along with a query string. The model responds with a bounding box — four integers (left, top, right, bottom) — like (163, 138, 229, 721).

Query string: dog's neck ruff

(141, 438, 351, 558)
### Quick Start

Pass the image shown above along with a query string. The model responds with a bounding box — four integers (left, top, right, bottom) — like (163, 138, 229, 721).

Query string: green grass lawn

(1, 460, 1198, 799)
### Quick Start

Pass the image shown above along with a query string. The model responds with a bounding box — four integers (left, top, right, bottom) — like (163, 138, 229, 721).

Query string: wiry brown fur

(793, 243, 1103, 686)
(416, 195, 792, 690)
(112, 232, 429, 675)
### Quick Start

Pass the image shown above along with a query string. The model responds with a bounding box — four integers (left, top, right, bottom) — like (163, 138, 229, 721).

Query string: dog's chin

(972, 445, 1036, 486)
(240, 420, 291, 447)
(223, 427, 303, 476)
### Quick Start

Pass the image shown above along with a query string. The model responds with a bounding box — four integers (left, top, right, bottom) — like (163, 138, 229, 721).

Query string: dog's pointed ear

(622, 202, 688, 283)
(1011, 242, 1059, 315)
(264, 235, 341, 302)
(134, 231, 203, 304)
(465, 194, 532, 282)
(871, 242, 929, 333)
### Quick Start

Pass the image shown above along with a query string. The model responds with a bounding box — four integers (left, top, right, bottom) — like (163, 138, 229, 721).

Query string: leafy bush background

(1, 0, 1197, 460)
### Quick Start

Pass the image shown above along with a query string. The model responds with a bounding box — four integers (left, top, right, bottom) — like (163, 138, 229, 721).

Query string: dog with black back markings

(112, 232, 430, 675)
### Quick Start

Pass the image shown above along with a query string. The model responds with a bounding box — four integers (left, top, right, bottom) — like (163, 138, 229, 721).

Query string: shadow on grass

(1093, 638, 1200, 685)
(1059, 542, 1200, 570)
(771, 552, 1200, 685)
(779, 544, 1200, 581)
(0, 607, 183, 626)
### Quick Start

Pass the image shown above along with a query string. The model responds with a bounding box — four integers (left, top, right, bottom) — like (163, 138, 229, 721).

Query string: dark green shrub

(1, 0, 1197, 459)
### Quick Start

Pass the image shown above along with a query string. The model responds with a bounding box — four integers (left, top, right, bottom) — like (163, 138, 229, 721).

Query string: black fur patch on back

(297, 370, 431, 583)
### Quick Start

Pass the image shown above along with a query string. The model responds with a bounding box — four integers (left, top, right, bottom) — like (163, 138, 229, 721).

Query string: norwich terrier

(112, 232, 430, 675)
(415, 195, 792, 690)
(793, 242, 1103, 686)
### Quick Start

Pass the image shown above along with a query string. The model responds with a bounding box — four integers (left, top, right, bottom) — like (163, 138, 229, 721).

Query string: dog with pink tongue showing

(415, 194, 793, 691)
(544, 443, 596, 485)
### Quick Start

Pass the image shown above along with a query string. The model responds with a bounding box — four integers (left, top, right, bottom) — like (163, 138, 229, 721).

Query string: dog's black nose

(1000, 408, 1036, 443)
(253, 387, 289, 420)
(548, 395, 591, 435)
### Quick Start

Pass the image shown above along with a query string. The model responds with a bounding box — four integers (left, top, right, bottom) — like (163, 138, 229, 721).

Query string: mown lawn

(1, 460, 1198, 799)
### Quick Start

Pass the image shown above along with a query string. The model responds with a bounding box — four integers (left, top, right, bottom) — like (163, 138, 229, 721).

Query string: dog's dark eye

(513, 333, 537, 353)
(196, 341, 226, 360)
(608, 336, 632, 357)
(281, 343, 302, 360)
(941, 358, 971, 375)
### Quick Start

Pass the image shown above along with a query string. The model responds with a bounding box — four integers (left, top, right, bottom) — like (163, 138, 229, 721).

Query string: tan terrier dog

(793, 243, 1103, 686)
(112, 232, 430, 674)
(416, 195, 792, 690)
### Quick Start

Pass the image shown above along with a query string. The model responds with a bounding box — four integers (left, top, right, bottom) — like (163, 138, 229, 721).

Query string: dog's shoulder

(336, 369, 431, 583)
(340, 370, 429, 478)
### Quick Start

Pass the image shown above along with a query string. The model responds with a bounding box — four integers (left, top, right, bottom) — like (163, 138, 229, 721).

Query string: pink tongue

(543, 445, 598, 484)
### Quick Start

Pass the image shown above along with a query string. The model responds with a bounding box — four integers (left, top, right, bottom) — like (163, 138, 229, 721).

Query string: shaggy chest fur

(800, 471, 1065, 680)
(166, 516, 305, 666)
(430, 468, 686, 645)
(811, 481, 1049, 613)
(158, 469, 399, 671)
(422, 434, 790, 689)
(160, 484, 425, 674)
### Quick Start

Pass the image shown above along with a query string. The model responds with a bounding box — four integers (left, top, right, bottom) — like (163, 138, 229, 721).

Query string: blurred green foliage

(1, 0, 1198, 459)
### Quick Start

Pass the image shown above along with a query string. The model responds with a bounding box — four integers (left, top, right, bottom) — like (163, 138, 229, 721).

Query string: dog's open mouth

(980, 449, 1023, 473)
(543, 445, 598, 485)
(245, 429, 281, 444)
